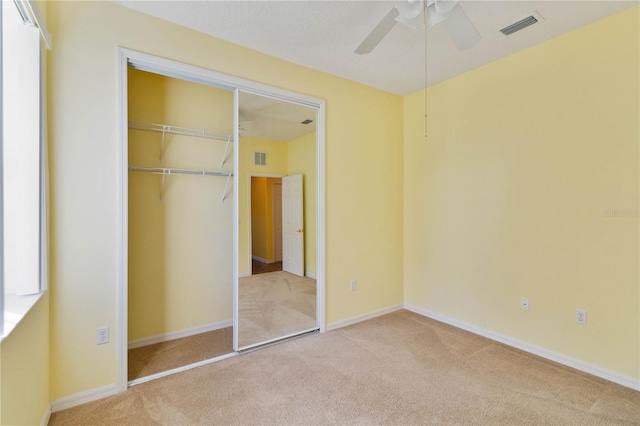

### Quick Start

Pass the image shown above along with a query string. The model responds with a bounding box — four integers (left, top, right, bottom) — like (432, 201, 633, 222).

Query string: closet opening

(126, 68, 235, 384)
(118, 48, 326, 391)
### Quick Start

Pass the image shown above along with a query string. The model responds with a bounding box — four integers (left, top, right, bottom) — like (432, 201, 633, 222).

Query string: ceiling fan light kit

(355, 0, 481, 55)
(433, 0, 457, 15)
(396, 0, 424, 20)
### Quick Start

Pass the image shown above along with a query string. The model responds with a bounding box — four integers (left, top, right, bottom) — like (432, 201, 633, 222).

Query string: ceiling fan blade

(438, 3, 481, 50)
(355, 7, 400, 55)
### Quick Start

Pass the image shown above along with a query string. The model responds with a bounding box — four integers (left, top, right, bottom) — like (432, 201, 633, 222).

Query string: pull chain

(424, 6, 428, 138)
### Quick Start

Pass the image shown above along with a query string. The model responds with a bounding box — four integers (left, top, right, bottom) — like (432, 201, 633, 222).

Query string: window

(1, 0, 50, 338)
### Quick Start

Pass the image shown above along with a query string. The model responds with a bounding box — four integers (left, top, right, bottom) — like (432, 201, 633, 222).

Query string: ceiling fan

(354, 0, 481, 55)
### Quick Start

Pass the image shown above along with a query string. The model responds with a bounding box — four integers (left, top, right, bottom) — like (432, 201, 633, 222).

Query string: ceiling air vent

(500, 13, 542, 36)
(254, 152, 267, 166)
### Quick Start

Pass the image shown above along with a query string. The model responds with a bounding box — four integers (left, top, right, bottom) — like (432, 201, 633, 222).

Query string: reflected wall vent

(254, 152, 267, 166)
(500, 12, 543, 36)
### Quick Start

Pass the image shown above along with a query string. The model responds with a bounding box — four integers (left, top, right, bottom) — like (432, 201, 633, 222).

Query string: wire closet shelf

(128, 120, 232, 141)
(128, 120, 233, 166)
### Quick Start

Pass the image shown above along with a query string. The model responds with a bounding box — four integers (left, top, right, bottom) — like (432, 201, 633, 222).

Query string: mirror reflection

(237, 92, 318, 349)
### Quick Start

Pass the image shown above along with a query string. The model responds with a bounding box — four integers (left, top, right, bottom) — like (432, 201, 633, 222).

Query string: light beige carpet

(128, 328, 233, 381)
(238, 271, 316, 348)
(127, 271, 315, 381)
(49, 310, 640, 425)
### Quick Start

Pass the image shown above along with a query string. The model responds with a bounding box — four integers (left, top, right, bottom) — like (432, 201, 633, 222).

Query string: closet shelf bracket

(220, 135, 232, 167)
(221, 174, 232, 204)
(160, 126, 167, 163)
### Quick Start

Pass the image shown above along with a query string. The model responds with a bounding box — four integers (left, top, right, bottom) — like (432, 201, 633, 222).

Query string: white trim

(233, 88, 240, 351)
(404, 304, 640, 392)
(238, 327, 318, 352)
(306, 273, 317, 280)
(326, 304, 404, 332)
(251, 255, 274, 264)
(13, 0, 51, 49)
(272, 180, 282, 263)
(121, 48, 322, 108)
(40, 404, 51, 426)
(128, 320, 232, 349)
(315, 101, 326, 333)
(238, 272, 251, 278)
(50, 383, 120, 413)
(128, 352, 239, 386)
(116, 48, 129, 394)
(1, 292, 44, 341)
(0, 0, 5, 339)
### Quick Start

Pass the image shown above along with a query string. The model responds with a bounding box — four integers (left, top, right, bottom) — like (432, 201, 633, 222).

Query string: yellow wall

(47, 0, 404, 400)
(404, 7, 639, 380)
(250, 176, 269, 261)
(0, 294, 50, 425)
(288, 132, 317, 277)
(127, 69, 234, 341)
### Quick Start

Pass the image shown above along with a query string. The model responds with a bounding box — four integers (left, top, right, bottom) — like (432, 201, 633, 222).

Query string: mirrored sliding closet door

(235, 91, 319, 350)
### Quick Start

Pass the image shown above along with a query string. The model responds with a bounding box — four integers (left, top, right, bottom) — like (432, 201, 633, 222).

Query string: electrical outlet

(520, 297, 530, 311)
(350, 280, 357, 291)
(97, 326, 109, 345)
(575, 309, 587, 325)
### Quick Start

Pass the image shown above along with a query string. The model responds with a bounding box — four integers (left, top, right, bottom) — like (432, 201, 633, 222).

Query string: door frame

(117, 48, 326, 392)
(272, 180, 283, 263)
(246, 173, 285, 276)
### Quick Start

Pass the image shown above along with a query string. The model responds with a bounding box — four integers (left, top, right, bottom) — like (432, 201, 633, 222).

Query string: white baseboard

(326, 304, 403, 332)
(404, 304, 640, 392)
(252, 255, 275, 264)
(51, 383, 120, 413)
(239, 272, 251, 278)
(41, 404, 51, 426)
(128, 352, 239, 387)
(128, 319, 233, 349)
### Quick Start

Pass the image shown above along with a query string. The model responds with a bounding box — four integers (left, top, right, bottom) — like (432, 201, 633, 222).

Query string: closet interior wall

(128, 69, 234, 345)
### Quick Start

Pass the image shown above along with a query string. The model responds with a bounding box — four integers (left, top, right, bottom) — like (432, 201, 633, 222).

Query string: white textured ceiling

(118, 0, 637, 95)
(239, 91, 317, 141)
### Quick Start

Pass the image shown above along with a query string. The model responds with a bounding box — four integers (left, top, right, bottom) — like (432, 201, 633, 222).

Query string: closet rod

(128, 120, 233, 142)
(129, 166, 234, 203)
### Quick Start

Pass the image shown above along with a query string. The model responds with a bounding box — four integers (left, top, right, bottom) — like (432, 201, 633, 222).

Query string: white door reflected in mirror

(283, 174, 304, 277)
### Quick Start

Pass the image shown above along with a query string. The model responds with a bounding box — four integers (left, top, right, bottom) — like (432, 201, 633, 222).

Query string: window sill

(1, 292, 44, 342)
